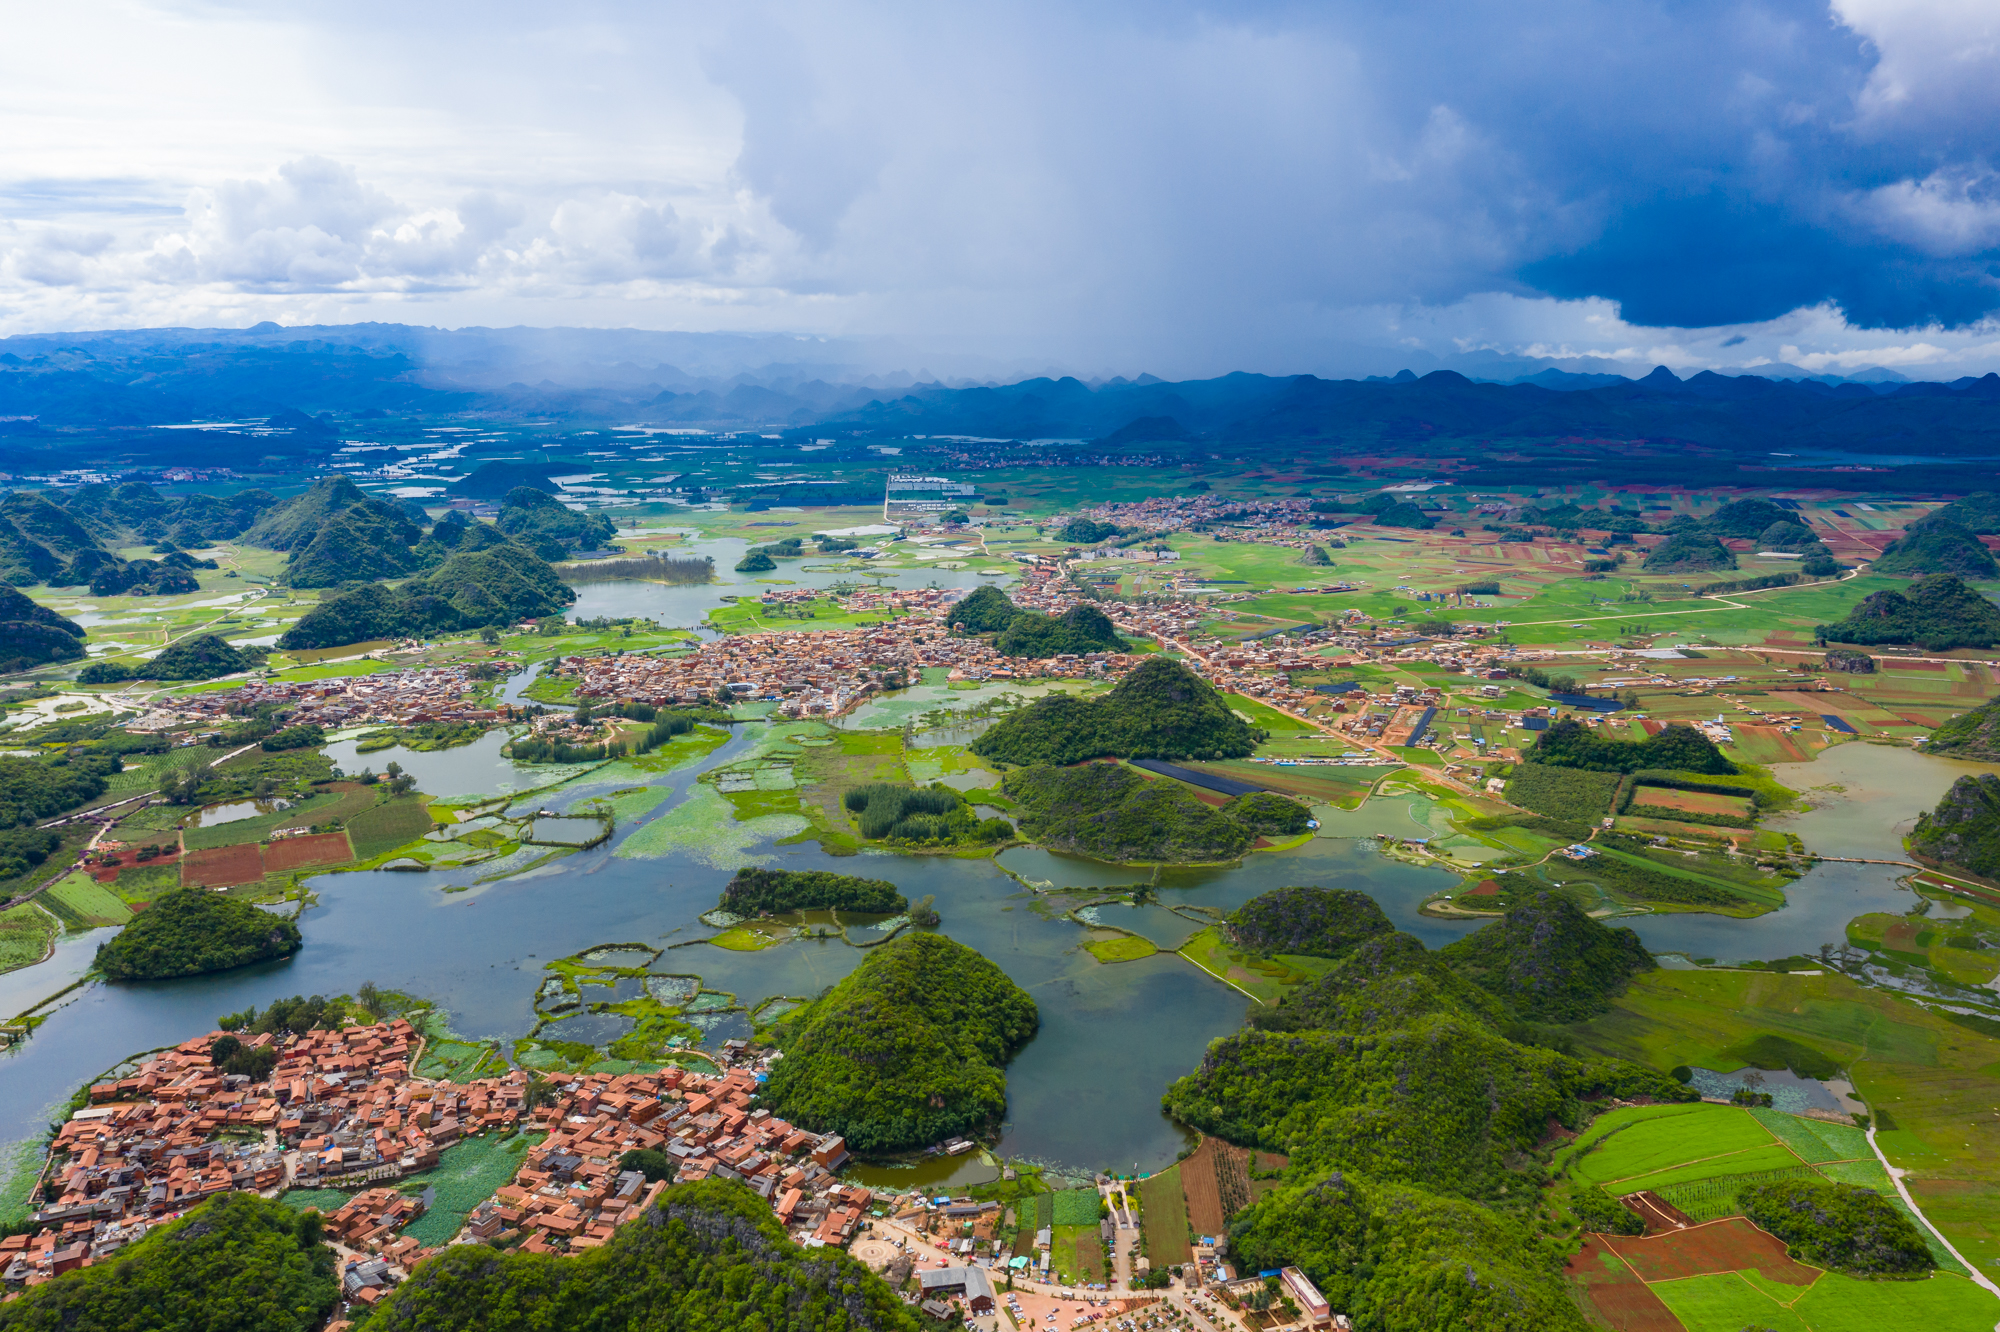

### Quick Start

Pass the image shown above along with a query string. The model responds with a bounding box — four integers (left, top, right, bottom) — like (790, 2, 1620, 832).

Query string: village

(1, 1015, 1353, 1331)
(125, 663, 509, 738)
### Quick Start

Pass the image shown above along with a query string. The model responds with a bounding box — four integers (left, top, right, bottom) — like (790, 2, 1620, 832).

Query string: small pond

(187, 799, 290, 827)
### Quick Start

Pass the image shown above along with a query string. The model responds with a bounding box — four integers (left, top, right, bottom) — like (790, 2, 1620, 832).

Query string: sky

(2, 0, 1999, 380)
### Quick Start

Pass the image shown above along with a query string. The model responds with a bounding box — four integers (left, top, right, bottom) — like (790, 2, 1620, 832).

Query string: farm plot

(262, 831, 356, 872)
(348, 796, 436, 860)
(180, 843, 266, 888)
(1180, 1139, 1227, 1238)
(1564, 1235, 1682, 1332)
(0, 902, 56, 973)
(399, 1133, 542, 1246)
(1051, 1188, 1101, 1226)
(1630, 787, 1756, 819)
(1652, 1269, 1999, 1332)
(1605, 1218, 1817, 1285)
(42, 874, 133, 927)
(1571, 1105, 1783, 1191)
(1140, 1166, 1191, 1267)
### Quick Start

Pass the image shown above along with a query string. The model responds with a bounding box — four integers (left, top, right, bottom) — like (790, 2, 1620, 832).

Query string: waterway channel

(2, 578, 1990, 1187)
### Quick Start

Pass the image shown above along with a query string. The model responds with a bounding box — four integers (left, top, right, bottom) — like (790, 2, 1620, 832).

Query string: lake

(0, 721, 1976, 1184)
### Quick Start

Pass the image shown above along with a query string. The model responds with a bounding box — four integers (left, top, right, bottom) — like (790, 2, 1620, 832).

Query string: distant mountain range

(1, 324, 1997, 465)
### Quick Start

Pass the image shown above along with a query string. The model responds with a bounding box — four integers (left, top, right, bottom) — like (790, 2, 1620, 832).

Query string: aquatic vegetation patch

(612, 782, 808, 869)
(1085, 934, 1158, 963)
(645, 975, 700, 1005)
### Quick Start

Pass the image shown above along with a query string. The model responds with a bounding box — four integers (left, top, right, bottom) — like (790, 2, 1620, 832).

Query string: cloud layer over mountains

(2, 1, 1998, 378)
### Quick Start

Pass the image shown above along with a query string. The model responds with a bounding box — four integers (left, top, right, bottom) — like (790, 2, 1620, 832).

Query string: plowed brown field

(1604, 1217, 1817, 1285)
(263, 831, 355, 871)
(180, 844, 264, 888)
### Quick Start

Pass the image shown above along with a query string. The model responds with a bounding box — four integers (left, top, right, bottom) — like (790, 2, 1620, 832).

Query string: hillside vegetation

(1223, 886, 1394, 957)
(1924, 696, 2000, 761)
(370, 1179, 920, 1332)
(496, 486, 618, 559)
(1737, 1178, 1934, 1277)
(1436, 892, 1654, 1021)
(1818, 573, 2000, 650)
(1005, 763, 1300, 862)
(994, 604, 1127, 657)
(971, 657, 1256, 764)
(278, 543, 575, 649)
(1642, 532, 1735, 573)
(1527, 718, 1736, 774)
(0, 586, 86, 671)
(1870, 515, 2000, 578)
(718, 867, 907, 916)
(945, 584, 1021, 633)
(0, 1191, 337, 1332)
(94, 888, 304, 980)
(1909, 773, 2000, 880)
(760, 933, 1037, 1153)
(1163, 892, 1694, 1332)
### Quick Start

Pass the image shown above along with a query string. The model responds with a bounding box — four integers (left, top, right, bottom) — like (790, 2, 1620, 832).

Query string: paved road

(1866, 1124, 2000, 1299)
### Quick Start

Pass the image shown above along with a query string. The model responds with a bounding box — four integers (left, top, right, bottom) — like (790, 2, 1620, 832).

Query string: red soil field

(1631, 787, 1754, 817)
(1884, 659, 1947, 671)
(1180, 1139, 1227, 1237)
(1622, 1191, 1695, 1234)
(263, 831, 355, 871)
(1564, 1237, 1681, 1332)
(180, 844, 265, 888)
(1604, 1218, 1818, 1285)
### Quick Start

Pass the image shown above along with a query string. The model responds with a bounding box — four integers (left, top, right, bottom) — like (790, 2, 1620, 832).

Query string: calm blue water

(0, 706, 1968, 1180)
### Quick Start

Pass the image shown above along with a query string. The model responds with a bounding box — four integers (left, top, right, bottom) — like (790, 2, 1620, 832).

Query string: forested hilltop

(972, 657, 1256, 765)
(759, 933, 1037, 1154)
(94, 888, 303, 981)
(0, 1192, 337, 1332)
(1004, 763, 1309, 862)
(1163, 889, 1691, 1330)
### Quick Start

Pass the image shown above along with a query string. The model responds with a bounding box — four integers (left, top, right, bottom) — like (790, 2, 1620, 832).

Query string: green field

(1654, 1269, 1998, 1332)
(1139, 1166, 1190, 1266)
(1572, 968, 2000, 1272)
(1085, 935, 1158, 963)
(41, 874, 134, 928)
(1570, 1105, 1785, 1189)
(0, 902, 56, 974)
(348, 795, 437, 860)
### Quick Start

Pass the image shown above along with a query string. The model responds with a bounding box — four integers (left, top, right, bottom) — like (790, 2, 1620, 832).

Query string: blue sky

(1, 0, 1997, 379)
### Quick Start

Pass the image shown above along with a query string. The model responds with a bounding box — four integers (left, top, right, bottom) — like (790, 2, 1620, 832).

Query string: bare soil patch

(263, 831, 355, 871)
(1604, 1217, 1818, 1285)
(180, 843, 265, 888)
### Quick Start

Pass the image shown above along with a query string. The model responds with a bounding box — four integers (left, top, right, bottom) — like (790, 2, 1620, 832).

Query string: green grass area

(0, 902, 57, 974)
(1570, 1105, 1780, 1188)
(348, 795, 436, 860)
(1139, 1166, 1190, 1266)
(1175, 926, 1336, 1003)
(1221, 693, 1310, 732)
(1570, 968, 2000, 1271)
(41, 873, 134, 927)
(1654, 1269, 1999, 1332)
(1085, 935, 1158, 963)
(1748, 1107, 1870, 1165)
(1656, 1164, 1827, 1222)
(399, 1133, 543, 1245)
(1611, 1143, 1810, 1194)
(1551, 1102, 1716, 1177)
(415, 1039, 498, 1082)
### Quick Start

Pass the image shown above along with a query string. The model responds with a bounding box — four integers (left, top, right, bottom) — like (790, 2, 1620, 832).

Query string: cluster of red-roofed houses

(2, 1016, 889, 1306)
